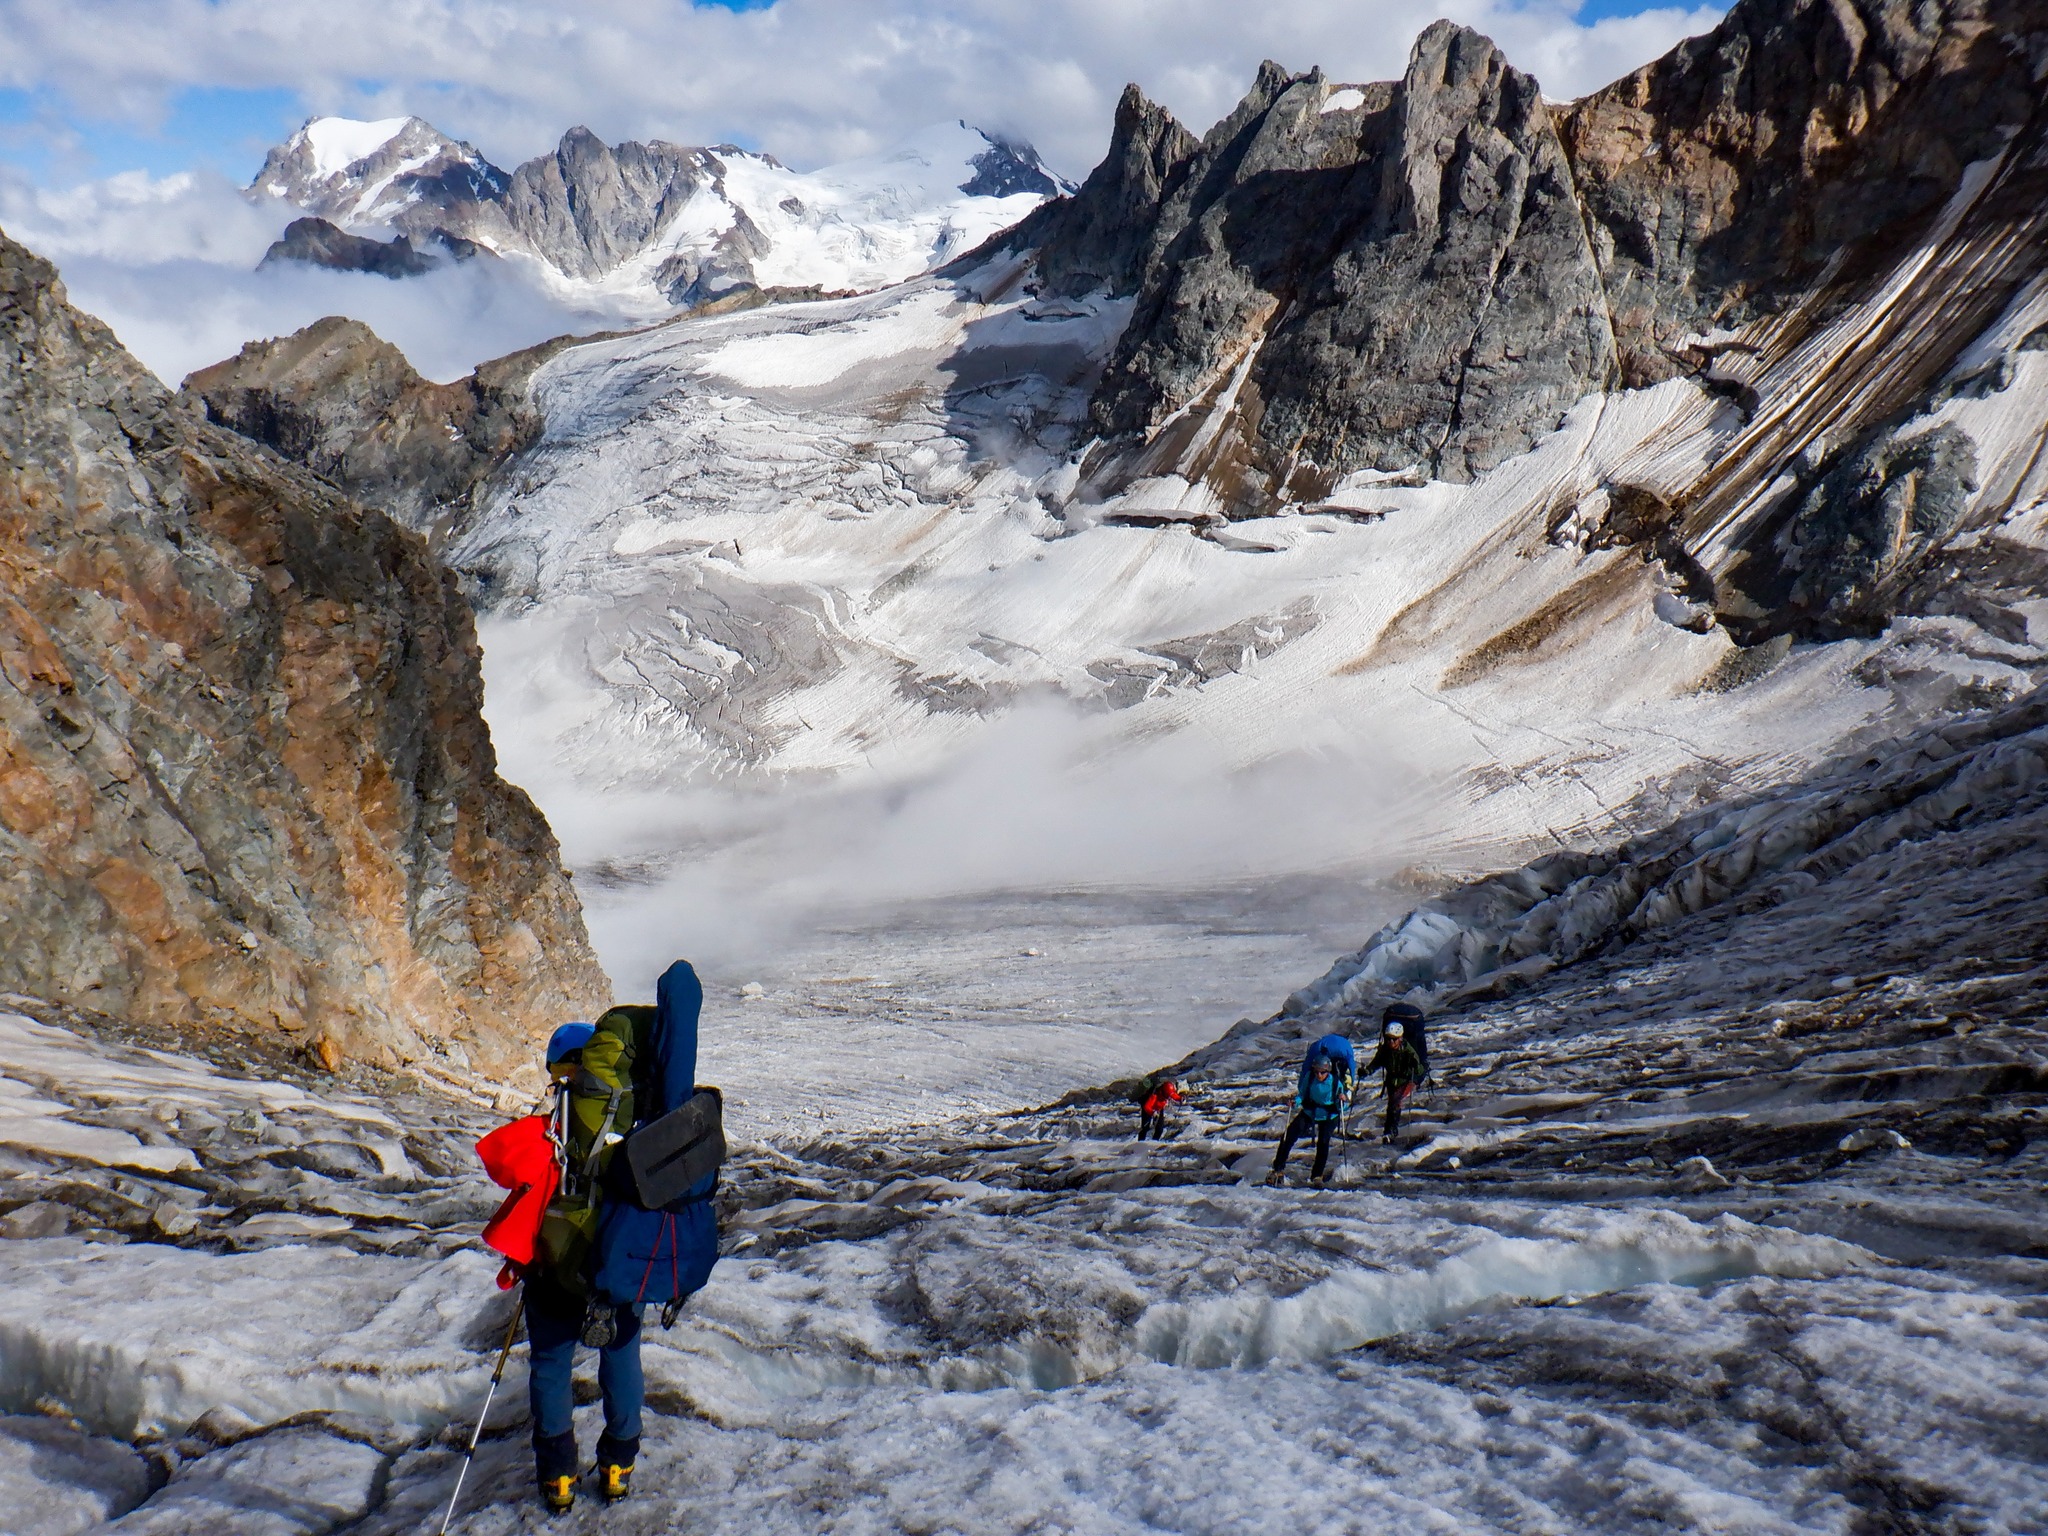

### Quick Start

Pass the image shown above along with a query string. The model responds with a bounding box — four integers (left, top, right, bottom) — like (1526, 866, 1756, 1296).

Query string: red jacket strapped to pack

(476, 1114, 560, 1288)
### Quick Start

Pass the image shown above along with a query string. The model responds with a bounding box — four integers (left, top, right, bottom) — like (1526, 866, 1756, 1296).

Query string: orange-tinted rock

(0, 227, 606, 1074)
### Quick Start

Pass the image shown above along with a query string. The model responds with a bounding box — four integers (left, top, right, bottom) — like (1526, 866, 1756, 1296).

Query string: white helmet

(1386, 1021, 1406, 1038)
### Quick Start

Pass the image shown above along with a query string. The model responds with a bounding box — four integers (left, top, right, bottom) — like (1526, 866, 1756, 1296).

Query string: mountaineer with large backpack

(1363, 1015, 1426, 1143)
(1266, 1034, 1355, 1187)
(1382, 1000, 1429, 1081)
(476, 960, 724, 1516)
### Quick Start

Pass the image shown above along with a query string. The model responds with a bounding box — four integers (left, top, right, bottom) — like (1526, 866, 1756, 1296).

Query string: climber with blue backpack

(1266, 1033, 1355, 1187)
(468, 961, 726, 1519)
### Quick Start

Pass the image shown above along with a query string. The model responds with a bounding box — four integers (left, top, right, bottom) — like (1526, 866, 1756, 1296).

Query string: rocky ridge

(221, 0, 2048, 672)
(1008, 0, 2048, 636)
(254, 116, 1068, 312)
(0, 228, 606, 1074)
(182, 317, 593, 548)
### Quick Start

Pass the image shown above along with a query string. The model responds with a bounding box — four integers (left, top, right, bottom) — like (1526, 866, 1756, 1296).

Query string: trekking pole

(438, 1286, 526, 1536)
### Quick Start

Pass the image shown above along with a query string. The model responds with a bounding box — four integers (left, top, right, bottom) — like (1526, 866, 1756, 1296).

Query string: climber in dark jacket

(524, 961, 721, 1514)
(1382, 1001, 1429, 1080)
(1363, 1018, 1425, 1143)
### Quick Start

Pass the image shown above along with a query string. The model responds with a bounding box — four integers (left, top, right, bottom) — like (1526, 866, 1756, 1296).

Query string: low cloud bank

(0, 166, 624, 383)
(493, 697, 1436, 996)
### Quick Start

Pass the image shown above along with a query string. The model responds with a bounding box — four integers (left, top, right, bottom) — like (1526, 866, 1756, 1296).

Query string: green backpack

(534, 1005, 652, 1294)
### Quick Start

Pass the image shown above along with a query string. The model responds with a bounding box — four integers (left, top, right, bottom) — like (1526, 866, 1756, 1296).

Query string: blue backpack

(588, 961, 722, 1309)
(1297, 1034, 1357, 1103)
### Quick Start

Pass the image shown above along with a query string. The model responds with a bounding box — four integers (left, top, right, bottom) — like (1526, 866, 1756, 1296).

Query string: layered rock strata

(0, 229, 606, 1072)
(1016, 0, 2048, 537)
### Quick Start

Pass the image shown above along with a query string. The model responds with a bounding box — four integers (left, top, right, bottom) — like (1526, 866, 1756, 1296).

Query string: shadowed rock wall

(1026, 0, 2048, 509)
(183, 317, 570, 548)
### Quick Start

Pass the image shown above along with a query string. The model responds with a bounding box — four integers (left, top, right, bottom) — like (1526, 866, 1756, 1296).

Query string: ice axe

(438, 1286, 526, 1535)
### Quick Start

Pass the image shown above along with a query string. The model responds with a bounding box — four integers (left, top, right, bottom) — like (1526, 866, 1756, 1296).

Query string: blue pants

(527, 1281, 643, 1467)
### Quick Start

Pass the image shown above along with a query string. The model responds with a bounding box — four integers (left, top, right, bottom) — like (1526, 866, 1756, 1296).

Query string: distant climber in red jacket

(1138, 1077, 1182, 1141)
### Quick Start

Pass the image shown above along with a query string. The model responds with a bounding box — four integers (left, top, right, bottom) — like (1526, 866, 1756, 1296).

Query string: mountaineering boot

(1263, 1170, 1285, 1187)
(541, 1473, 576, 1515)
(596, 1432, 640, 1503)
(534, 1428, 578, 1515)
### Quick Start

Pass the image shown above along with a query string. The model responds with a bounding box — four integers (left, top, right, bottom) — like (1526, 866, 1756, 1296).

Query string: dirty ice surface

(1, 703, 2043, 1534)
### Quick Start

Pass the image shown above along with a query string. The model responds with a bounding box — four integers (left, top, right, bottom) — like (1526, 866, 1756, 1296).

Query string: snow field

(471, 234, 2048, 1019)
(355, 1267, 2045, 1535)
(0, 1242, 509, 1439)
(296, 118, 412, 181)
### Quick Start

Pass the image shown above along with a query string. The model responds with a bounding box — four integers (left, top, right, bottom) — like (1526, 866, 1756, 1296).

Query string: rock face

(183, 317, 567, 545)
(1561, 0, 2048, 386)
(0, 229, 606, 1072)
(1062, 29, 1617, 500)
(259, 218, 453, 280)
(1020, 0, 2048, 530)
(459, 127, 719, 285)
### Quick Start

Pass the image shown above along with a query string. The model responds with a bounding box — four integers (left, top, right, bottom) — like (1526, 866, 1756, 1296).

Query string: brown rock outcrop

(183, 317, 565, 546)
(0, 227, 607, 1074)
(1562, 0, 2048, 386)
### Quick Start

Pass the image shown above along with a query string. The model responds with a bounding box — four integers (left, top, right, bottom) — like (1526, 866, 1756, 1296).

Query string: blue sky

(0, 0, 1718, 190)
(0, 84, 304, 184)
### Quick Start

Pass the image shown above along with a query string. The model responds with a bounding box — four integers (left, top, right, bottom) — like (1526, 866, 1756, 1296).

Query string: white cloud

(0, 165, 622, 383)
(1, 0, 1726, 182)
(0, 166, 281, 266)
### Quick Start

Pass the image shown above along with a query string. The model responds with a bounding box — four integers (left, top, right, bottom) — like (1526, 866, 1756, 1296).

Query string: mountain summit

(250, 116, 1070, 312)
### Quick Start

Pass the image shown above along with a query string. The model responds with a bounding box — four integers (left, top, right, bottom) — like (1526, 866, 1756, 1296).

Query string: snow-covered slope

(250, 116, 1068, 317)
(198, 0, 2048, 1012)
(460, 246, 2046, 907)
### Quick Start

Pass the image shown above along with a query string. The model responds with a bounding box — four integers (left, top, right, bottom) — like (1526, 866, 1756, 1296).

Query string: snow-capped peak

(251, 116, 505, 228)
(298, 116, 414, 179)
(251, 114, 1069, 314)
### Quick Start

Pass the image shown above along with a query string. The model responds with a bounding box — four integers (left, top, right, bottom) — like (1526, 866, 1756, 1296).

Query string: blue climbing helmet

(546, 1022, 595, 1070)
